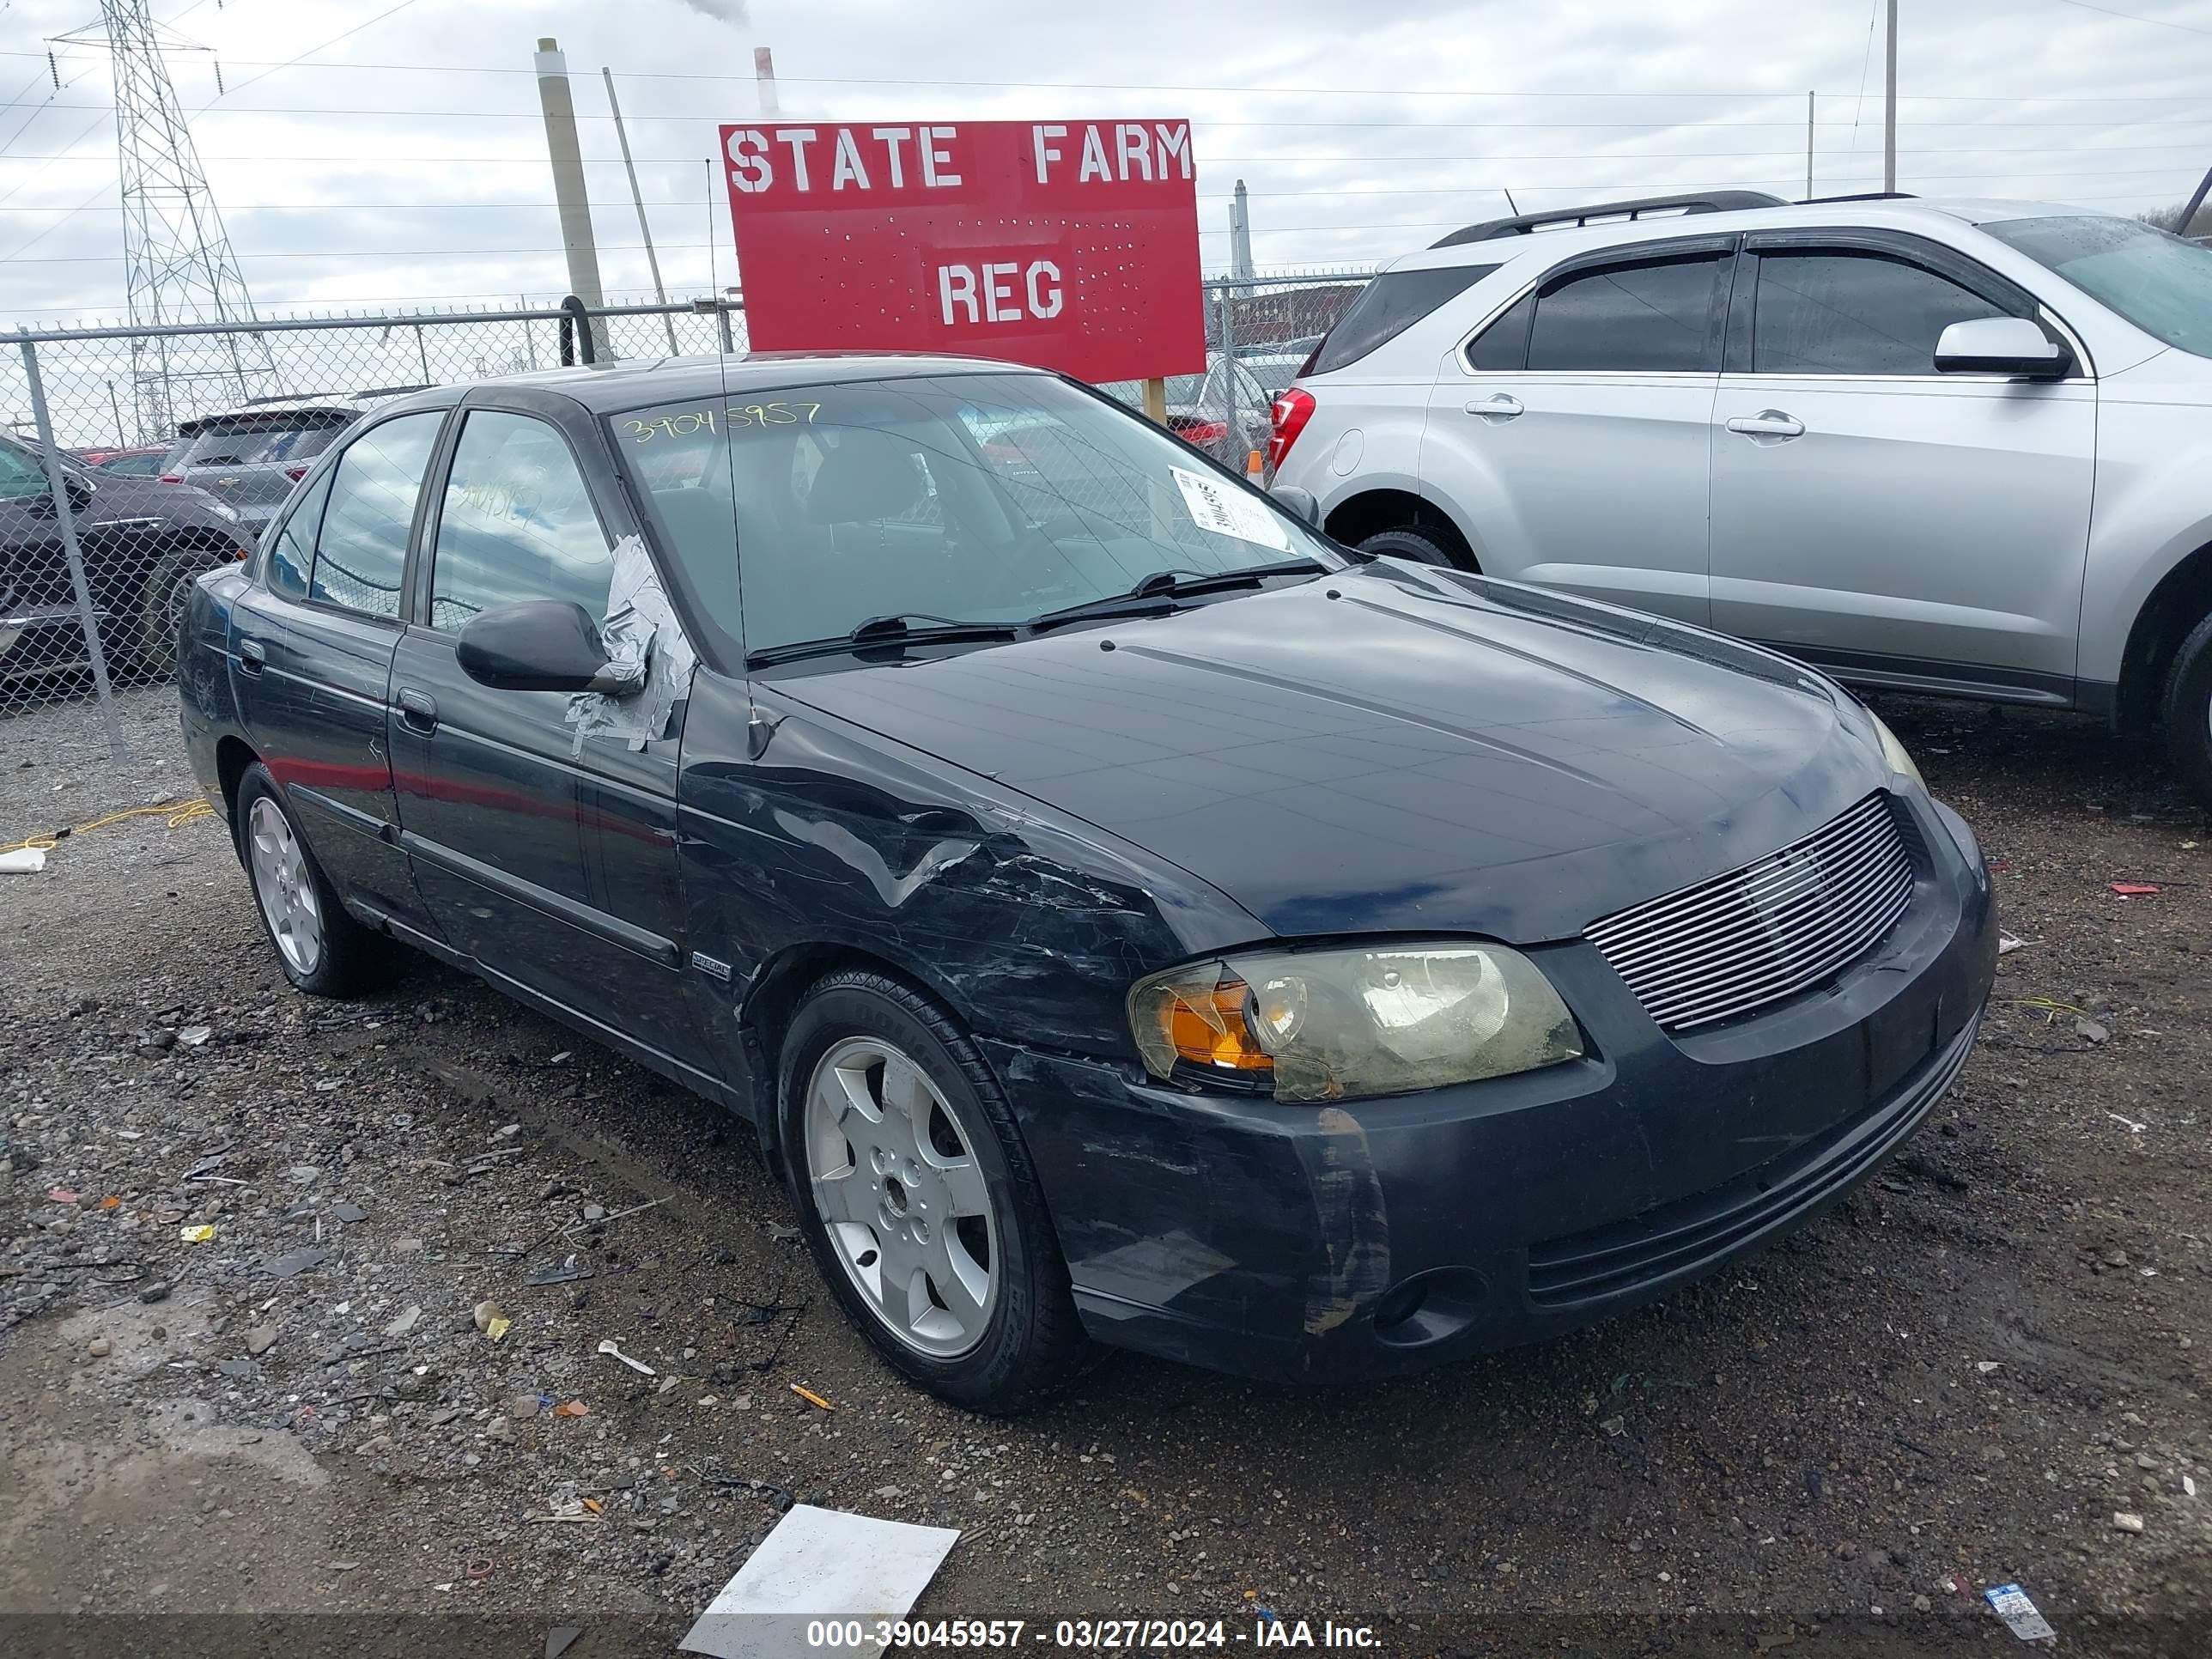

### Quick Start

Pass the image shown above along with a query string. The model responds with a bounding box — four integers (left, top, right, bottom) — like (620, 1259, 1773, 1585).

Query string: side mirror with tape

(456, 599, 623, 694)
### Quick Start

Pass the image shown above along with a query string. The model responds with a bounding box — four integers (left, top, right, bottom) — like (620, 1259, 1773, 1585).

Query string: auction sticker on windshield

(1171, 465, 1291, 552)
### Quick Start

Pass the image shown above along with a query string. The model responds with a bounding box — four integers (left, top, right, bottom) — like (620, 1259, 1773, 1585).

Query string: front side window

(1752, 251, 2008, 374)
(615, 374, 1342, 660)
(428, 411, 612, 632)
(1526, 254, 1723, 372)
(1983, 213, 2212, 358)
(307, 411, 444, 618)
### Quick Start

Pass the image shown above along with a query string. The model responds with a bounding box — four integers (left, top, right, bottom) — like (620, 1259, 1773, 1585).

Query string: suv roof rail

(1796, 191, 1918, 204)
(1429, 190, 1788, 248)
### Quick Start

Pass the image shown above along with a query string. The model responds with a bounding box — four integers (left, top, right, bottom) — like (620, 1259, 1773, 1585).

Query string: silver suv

(1270, 191, 2212, 798)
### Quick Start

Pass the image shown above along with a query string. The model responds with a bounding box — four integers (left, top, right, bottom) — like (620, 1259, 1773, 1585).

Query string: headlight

(1128, 940, 1582, 1103)
(1869, 713, 1924, 791)
(206, 500, 240, 523)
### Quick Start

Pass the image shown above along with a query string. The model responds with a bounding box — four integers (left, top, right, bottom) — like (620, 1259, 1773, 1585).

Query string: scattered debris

(261, 1247, 328, 1279)
(790, 1383, 832, 1412)
(1975, 1360, 2000, 1374)
(598, 1338, 656, 1376)
(1599, 1414, 1626, 1438)
(546, 1627, 581, 1659)
(329, 1202, 368, 1224)
(1997, 933, 2031, 955)
(465, 1557, 494, 1580)
(2108, 1113, 2147, 1133)
(46, 1187, 79, 1205)
(473, 1299, 510, 1341)
(0, 847, 48, 873)
(552, 1400, 590, 1419)
(1984, 1584, 2057, 1643)
(178, 1224, 217, 1244)
(2109, 882, 2160, 897)
(526, 1256, 592, 1287)
(678, 1504, 961, 1659)
(176, 1025, 213, 1047)
(2074, 1015, 2110, 1045)
(2185, 1475, 2198, 1498)
(383, 1305, 422, 1338)
(2112, 1510, 2145, 1534)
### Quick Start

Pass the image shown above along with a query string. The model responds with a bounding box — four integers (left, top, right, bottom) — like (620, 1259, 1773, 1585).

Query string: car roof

(1382, 196, 2110, 274)
(381, 351, 1056, 417)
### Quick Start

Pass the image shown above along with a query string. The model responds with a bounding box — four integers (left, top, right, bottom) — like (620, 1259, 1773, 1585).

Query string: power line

(2046, 0, 2212, 36)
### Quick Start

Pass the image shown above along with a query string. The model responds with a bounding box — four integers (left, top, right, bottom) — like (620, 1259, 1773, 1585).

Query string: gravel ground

(2, 684, 2208, 1657)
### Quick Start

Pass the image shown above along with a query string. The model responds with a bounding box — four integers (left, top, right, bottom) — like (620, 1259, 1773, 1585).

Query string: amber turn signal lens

(1151, 975, 1274, 1073)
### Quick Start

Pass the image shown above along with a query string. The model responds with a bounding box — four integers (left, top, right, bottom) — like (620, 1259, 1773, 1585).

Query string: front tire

(134, 543, 232, 680)
(2160, 611, 2212, 807)
(781, 970, 1090, 1413)
(234, 763, 388, 997)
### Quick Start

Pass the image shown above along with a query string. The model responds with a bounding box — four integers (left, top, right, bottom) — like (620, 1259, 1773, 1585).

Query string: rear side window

(1751, 251, 2008, 374)
(266, 469, 334, 600)
(0, 437, 47, 501)
(307, 412, 444, 618)
(1467, 293, 1535, 371)
(1310, 264, 1499, 375)
(1525, 254, 1726, 372)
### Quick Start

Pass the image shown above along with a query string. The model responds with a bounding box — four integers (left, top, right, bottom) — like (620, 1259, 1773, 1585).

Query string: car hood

(770, 564, 1893, 943)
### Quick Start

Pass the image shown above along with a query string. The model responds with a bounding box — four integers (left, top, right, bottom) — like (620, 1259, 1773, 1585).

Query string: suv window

(1313, 264, 1498, 375)
(172, 416, 349, 470)
(428, 411, 612, 631)
(1752, 251, 2008, 374)
(267, 468, 335, 600)
(0, 435, 50, 501)
(1525, 253, 1724, 373)
(307, 412, 444, 618)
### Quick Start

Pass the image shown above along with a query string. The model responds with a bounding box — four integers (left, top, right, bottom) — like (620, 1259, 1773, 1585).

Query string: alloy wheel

(246, 796, 324, 976)
(803, 1035, 1000, 1358)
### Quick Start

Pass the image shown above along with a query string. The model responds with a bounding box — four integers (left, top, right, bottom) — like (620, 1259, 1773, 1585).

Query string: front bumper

(981, 794, 1996, 1382)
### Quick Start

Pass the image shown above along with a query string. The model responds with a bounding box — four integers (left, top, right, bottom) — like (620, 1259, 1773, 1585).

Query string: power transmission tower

(61, 3, 281, 438)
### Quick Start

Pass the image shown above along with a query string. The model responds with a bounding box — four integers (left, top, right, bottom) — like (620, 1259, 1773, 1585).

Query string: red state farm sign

(718, 119, 1206, 385)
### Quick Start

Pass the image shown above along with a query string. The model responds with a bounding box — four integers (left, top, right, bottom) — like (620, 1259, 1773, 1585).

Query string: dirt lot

(2, 684, 2208, 1658)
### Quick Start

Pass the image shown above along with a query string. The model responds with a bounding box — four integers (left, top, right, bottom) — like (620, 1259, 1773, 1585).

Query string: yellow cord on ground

(0, 796, 215, 856)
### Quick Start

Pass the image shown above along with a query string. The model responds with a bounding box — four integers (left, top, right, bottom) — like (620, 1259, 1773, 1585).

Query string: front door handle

(395, 687, 439, 734)
(1465, 393, 1525, 422)
(237, 639, 265, 675)
(1724, 410, 1806, 440)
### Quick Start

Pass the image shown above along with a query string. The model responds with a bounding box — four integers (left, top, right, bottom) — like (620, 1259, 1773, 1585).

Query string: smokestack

(1230, 179, 1255, 281)
(754, 46, 780, 118)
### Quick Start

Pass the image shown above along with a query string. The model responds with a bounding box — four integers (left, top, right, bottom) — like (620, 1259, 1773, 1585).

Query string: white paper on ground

(0, 847, 47, 873)
(1984, 1583, 2057, 1642)
(679, 1504, 961, 1659)
(1170, 465, 1291, 552)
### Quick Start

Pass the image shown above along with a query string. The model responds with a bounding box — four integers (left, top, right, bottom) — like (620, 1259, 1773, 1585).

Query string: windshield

(614, 372, 1340, 660)
(1984, 214, 2212, 358)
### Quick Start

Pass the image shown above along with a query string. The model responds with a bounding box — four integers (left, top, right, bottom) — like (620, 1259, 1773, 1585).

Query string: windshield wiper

(1025, 557, 1328, 633)
(746, 612, 1021, 669)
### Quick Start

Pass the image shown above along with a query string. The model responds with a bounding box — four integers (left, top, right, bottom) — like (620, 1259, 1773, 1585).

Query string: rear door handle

(1465, 393, 1524, 422)
(237, 639, 265, 675)
(395, 688, 439, 734)
(1724, 410, 1806, 439)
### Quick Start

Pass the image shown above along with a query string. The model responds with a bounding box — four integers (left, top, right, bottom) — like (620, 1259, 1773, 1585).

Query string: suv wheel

(2160, 611, 2212, 805)
(1356, 525, 1468, 568)
(781, 970, 1091, 1413)
(234, 763, 388, 996)
(136, 544, 234, 680)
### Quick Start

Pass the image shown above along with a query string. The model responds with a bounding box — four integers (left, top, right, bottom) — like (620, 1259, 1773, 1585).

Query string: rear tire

(134, 543, 232, 681)
(2160, 611, 2212, 807)
(781, 970, 1091, 1414)
(234, 763, 389, 997)
(1355, 524, 1468, 569)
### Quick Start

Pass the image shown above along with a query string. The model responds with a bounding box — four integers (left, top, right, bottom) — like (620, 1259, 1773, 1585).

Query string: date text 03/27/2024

(803, 1619, 1382, 1650)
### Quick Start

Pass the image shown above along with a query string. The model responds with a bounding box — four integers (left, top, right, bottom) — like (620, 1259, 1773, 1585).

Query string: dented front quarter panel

(674, 667, 1268, 1085)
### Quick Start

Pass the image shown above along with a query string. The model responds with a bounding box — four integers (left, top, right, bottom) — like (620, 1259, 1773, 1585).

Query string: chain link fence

(3, 270, 1369, 749)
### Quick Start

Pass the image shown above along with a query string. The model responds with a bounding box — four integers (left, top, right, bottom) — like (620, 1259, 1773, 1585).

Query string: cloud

(678, 0, 750, 24)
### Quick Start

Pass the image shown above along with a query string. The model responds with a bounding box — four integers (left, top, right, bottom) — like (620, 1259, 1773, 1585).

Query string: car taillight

(159, 473, 183, 483)
(1268, 387, 1316, 473)
(285, 465, 310, 481)
(1179, 420, 1229, 447)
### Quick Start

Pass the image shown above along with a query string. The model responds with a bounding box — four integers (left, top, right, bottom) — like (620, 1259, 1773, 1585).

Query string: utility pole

(1883, 0, 1899, 194)
(534, 37, 608, 357)
(604, 68, 680, 355)
(1805, 91, 1815, 199)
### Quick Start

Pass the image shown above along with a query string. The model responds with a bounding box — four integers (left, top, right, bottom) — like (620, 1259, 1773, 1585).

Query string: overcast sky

(2, 0, 2209, 325)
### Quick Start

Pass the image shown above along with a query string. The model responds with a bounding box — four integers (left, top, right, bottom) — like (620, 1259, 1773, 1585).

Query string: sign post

(717, 119, 1206, 401)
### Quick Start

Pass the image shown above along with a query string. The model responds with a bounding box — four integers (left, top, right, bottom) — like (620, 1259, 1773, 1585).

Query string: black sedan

(179, 354, 1996, 1413)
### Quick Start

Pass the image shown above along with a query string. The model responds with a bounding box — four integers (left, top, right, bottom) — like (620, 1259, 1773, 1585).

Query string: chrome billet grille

(1587, 794, 1915, 1032)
